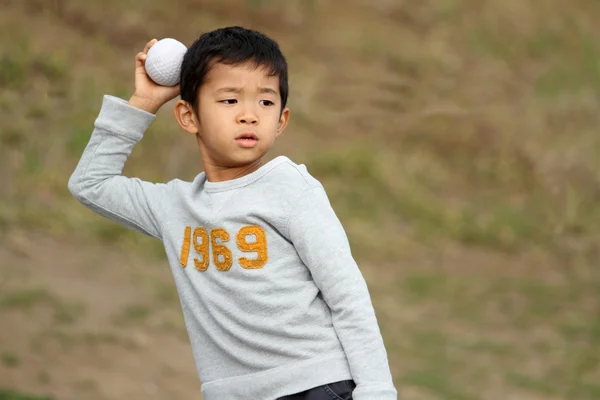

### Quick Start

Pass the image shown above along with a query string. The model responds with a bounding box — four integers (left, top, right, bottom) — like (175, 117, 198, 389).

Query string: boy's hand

(128, 39, 181, 114)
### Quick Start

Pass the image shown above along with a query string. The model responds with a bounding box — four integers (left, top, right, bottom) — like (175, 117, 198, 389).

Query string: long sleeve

(286, 185, 397, 400)
(68, 95, 173, 240)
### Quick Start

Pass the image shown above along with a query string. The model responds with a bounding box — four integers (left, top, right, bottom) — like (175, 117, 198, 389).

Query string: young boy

(68, 26, 397, 400)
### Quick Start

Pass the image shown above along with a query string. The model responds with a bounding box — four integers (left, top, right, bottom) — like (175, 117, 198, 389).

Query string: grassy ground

(1, 0, 600, 399)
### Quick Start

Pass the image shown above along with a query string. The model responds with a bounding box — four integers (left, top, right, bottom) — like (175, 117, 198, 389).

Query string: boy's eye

(260, 100, 274, 106)
(220, 99, 237, 104)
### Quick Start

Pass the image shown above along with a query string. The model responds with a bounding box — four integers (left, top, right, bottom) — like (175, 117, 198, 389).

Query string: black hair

(180, 26, 288, 113)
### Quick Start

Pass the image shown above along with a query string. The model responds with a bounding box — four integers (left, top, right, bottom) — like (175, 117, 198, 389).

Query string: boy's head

(174, 26, 290, 172)
(180, 26, 288, 113)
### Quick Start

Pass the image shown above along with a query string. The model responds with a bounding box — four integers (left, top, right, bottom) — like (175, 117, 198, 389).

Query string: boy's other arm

(287, 185, 398, 400)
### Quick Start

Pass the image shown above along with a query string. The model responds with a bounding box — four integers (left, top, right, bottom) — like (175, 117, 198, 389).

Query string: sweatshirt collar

(202, 156, 290, 193)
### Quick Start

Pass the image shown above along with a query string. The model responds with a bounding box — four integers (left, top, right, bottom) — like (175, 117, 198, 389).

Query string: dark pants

(277, 380, 356, 400)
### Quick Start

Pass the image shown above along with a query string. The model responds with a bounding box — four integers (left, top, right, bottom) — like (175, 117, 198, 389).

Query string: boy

(68, 26, 397, 400)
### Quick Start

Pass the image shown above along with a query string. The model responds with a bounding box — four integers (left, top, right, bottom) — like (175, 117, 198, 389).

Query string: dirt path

(0, 231, 201, 400)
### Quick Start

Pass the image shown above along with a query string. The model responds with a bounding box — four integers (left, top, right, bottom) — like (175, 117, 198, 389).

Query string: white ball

(145, 38, 187, 87)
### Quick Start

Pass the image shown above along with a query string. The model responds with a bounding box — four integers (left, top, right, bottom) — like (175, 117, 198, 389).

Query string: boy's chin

(221, 152, 265, 168)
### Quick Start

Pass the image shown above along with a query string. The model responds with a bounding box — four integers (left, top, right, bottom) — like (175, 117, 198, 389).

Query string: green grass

(153, 282, 179, 304)
(389, 266, 600, 397)
(403, 369, 476, 400)
(24, 150, 42, 175)
(0, 36, 68, 90)
(1, 352, 20, 368)
(0, 47, 30, 88)
(0, 288, 85, 325)
(27, 99, 50, 119)
(32, 53, 68, 82)
(505, 372, 558, 397)
(37, 372, 51, 385)
(0, 390, 51, 400)
(53, 300, 86, 324)
(458, 339, 515, 356)
(80, 331, 121, 346)
(46, 329, 77, 351)
(114, 304, 152, 324)
(0, 121, 27, 148)
(67, 125, 94, 157)
(123, 304, 151, 320)
(0, 289, 52, 309)
(307, 142, 551, 255)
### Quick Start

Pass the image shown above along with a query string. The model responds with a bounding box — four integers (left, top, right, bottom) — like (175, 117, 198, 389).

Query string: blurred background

(1, 0, 599, 399)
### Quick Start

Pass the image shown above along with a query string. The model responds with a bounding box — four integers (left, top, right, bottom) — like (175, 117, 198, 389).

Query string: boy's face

(176, 61, 289, 170)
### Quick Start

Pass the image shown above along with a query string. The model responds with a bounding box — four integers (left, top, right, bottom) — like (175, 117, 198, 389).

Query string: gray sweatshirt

(68, 95, 397, 400)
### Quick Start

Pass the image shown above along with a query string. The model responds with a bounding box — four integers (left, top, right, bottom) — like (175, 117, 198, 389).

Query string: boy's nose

(239, 116, 258, 124)
(237, 109, 259, 125)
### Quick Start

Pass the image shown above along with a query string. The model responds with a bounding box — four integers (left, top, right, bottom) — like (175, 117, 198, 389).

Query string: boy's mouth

(236, 132, 258, 140)
(235, 132, 258, 148)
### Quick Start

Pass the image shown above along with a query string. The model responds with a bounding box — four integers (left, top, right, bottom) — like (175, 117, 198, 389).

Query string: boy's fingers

(143, 38, 157, 54)
(134, 52, 145, 68)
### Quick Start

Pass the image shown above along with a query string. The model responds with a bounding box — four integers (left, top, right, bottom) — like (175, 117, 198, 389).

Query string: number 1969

(179, 225, 268, 271)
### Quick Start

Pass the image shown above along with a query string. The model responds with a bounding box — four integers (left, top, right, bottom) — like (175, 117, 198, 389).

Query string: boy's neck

(204, 158, 264, 183)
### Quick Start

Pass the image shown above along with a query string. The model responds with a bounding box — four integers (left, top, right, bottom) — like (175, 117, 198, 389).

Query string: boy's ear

(276, 107, 290, 138)
(174, 100, 200, 135)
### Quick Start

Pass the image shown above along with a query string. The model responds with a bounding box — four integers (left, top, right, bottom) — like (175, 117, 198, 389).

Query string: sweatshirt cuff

(353, 384, 398, 400)
(94, 95, 156, 142)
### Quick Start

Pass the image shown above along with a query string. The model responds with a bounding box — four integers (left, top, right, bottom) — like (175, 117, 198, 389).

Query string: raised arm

(68, 39, 181, 239)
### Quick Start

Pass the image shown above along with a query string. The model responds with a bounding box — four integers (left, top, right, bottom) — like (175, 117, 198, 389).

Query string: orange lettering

(179, 226, 191, 267)
(211, 228, 233, 271)
(237, 225, 268, 269)
(193, 227, 210, 271)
